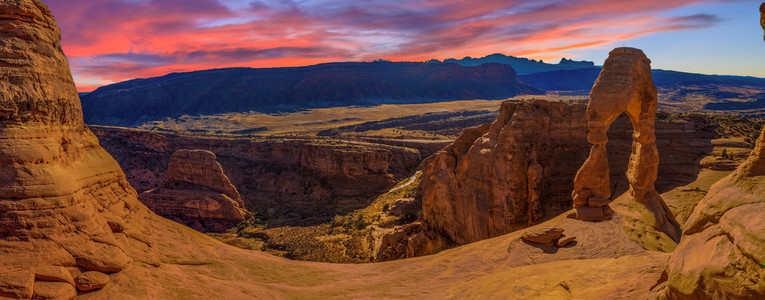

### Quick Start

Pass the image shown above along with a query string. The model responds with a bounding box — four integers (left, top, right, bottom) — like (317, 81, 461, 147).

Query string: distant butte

(139, 149, 252, 233)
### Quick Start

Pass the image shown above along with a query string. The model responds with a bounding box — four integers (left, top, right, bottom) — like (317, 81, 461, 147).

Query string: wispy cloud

(45, 0, 721, 91)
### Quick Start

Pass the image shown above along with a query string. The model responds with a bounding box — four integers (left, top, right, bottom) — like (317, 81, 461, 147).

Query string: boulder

(34, 266, 75, 286)
(556, 236, 576, 247)
(74, 271, 110, 292)
(521, 227, 565, 245)
(32, 281, 76, 300)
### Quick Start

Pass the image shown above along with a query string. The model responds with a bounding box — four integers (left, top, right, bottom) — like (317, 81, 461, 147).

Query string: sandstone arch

(572, 48, 681, 243)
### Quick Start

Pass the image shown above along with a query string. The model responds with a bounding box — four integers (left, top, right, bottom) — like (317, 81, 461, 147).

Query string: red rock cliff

(0, 1, 150, 297)
(89, 126, 422, 222)
(139, 149, 251, 233)
(419, 99, 714, 245)
(667, 124, 765, 299)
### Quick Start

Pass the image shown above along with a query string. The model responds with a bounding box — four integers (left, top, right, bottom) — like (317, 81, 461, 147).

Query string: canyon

(418, 99, 715, 245)
(89, 126, 423, 225)
(0, 1, 763, 299)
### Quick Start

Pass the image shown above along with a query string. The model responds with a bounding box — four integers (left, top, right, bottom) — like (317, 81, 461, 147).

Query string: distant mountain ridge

(519, 67, 765, 117)
(435, 53, 597, 75)
(81, 61, 543, 126)
(518, 67, 765, 91)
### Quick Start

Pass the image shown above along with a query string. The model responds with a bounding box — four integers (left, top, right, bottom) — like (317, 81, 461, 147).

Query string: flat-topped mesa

(0, 0, 151, 297)
(572, 47, 681, 244)
(139, 149, 251, 232)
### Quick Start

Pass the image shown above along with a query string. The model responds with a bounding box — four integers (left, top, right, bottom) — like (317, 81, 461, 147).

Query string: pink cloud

(44, 0, 719, 92)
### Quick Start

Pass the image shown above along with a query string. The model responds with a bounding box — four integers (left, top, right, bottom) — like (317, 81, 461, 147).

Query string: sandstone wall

(667, 125, 765, 299)
(419, 100, 714, 245)
(139, 149, 252, 232)
(89, 126, 422, 221)
(0, 1, 154, 297)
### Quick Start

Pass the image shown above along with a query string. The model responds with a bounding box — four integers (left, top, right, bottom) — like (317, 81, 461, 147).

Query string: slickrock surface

(74, 271, 110, 291)
(0, 1, 152, 298)
(572, 47, 681, 245)
(667, 125, 765, 299)
(419, 98, 709, 245)
(139, 149, 251, 232)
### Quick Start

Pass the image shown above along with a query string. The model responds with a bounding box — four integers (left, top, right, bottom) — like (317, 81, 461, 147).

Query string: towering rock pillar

(0, 1, 149, 296)
(572, 48, 681, 241)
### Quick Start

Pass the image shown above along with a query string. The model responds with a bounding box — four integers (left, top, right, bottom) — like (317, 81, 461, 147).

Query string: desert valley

(1, 0, 765, 299)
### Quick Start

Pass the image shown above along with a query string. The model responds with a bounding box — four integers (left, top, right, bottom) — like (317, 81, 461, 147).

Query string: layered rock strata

(90, 126, 421, 222)
(419, 98, 712, 245)
(571, 48, 681, 242)
(376, 221, 446, 262)
(139, 149, 251, 232)
(0, 0, 150, 297)
(667, 125, 765, 299)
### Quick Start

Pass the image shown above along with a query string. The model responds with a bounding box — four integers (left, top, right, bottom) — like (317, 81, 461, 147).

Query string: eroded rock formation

(0, 0, 150, 297)
(139, 149, 251, 232)
(419, 98, 712, 245)
(420, 100, 588, 244)
(376, 221, 446, 262)
(666, 125, 765, 299)
(572, 47, 681, 243)
(90, 126, 422, 223)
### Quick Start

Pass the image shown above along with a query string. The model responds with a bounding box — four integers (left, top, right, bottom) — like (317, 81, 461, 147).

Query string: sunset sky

(44, 0, 765, 92)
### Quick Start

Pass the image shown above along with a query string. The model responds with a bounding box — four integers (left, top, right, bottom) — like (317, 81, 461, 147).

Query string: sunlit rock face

(139, 149, 252, 233)
(0, 0, 151, 297)
(419, 100, 589, 244)
(667, 125, 765, 299)
(571, 47, 681, 246)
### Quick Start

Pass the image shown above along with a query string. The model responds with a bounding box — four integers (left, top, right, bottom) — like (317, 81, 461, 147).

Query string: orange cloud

(45, 0, 719, 92)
